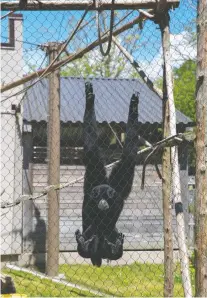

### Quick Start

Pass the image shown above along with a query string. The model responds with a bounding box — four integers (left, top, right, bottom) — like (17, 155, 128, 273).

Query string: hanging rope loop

(95, 0, 115, 56)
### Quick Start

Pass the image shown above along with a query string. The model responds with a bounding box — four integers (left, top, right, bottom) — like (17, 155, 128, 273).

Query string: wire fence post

(162, 65, 174, 297)
(42, 42, 61, 277)
(195, 0, 207, 295)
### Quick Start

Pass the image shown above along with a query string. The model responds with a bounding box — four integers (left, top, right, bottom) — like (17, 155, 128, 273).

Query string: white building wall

(1, 14, 24, 255)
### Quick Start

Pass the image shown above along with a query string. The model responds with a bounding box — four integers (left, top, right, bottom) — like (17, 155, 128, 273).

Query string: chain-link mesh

(1, 0, 206, 297)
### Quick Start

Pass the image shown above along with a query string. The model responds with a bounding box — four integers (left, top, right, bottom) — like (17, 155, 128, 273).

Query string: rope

(96, 0, 115, 56)
(1, 132, 192, 209)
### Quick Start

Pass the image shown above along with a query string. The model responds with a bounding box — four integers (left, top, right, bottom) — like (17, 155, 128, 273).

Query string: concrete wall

(1, 14, 24, 255)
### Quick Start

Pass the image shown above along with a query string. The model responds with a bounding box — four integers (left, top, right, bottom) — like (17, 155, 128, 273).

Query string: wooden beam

(1, 0, 180, 11)
(112, 36, 162, 98)
(156, 0, 168, 13)
(162, 64, 174, 298)
(1, 13, 147, 93)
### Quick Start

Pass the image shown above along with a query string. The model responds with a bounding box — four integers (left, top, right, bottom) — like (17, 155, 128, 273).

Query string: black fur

(75, 82, 139, 266)
(19, 0, 27, 9)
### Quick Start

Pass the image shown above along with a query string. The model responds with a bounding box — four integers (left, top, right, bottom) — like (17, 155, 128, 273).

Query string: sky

(1, 0, 197, 81)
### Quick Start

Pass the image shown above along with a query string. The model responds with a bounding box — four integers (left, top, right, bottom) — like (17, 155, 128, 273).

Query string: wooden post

(42, 42, 61, 277)
(159, 12, 193, 297)
(195, 0, 207, 295)
(162, 66, 174, 297)
(111, 37, 174, 294)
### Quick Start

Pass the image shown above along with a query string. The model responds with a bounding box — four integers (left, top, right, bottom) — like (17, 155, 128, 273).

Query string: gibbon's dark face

(90, 184, 117, 211)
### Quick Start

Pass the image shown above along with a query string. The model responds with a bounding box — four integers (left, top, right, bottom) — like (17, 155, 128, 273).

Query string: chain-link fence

(1, 0, 206, 297)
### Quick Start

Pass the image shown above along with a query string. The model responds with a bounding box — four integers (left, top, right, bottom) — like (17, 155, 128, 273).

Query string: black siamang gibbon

(75, 82, 139, 267)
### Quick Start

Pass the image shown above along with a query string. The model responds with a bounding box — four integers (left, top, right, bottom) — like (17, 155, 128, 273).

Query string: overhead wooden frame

(1, 0, 180, 11)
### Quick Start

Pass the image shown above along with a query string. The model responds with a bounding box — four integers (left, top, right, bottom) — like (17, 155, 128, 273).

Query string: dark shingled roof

(23, 77, 192, 124)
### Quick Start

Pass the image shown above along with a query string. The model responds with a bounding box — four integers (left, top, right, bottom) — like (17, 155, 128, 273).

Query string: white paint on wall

(1, 14, 24, 255)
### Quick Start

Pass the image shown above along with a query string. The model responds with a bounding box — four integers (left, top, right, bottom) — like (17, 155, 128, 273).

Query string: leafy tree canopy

(155, 59, 196, 121)
(173, 59, 196, 121)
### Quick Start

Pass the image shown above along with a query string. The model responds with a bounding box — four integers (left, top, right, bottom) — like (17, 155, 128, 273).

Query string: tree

(61, 43, 132, 78)
(173, 59, 196, 121)
(154, 59, 196, 174)
(61, 11, 141, 78)
(61, 44, 141, 78)
(155, 59, 196, 121)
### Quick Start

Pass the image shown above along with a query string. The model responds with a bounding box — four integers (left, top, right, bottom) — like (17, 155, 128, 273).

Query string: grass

(2, 268, 95, 297)
(60, 262, 195, 297)
(3, 262, 195, 297)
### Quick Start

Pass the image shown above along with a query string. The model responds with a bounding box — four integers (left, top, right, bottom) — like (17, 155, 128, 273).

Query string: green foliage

(184, 19, 197, 46)
(154, 60, 196, 122)
(60, 11, 141, 79)
(61, 44, 140, 79)
(154, 77, 163, 90)
(4, 262, 196, 297)
(60, 262, 195, 297)
(173, 60, 196, 121)
(25, 63, 39, 74)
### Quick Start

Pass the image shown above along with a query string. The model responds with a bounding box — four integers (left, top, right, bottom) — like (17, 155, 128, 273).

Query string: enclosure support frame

(195, 0, 207, 295)
(1, 0, 180, 11)
(162, 66, 174, 297)
(159, 11, 193, 298)
(42, 42, 61, 277)
(1, 13, 151, 94)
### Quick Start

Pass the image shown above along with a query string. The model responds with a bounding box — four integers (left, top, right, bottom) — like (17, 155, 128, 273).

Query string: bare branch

(140, 132, 195, 189)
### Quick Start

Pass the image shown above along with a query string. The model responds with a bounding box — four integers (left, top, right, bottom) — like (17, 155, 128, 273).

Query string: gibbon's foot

(91, 255, 102, 267)
(75, 229, 124, 262)
(90, 235, 102, 267)
(85, 81, 93, 95)
(103, 232, 124, 260)
(75, 229, 96, 258)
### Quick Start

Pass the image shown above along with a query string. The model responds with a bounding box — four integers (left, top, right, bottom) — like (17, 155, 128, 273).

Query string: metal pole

(195, 0, 207, 295)
(42, 42, 61, 277)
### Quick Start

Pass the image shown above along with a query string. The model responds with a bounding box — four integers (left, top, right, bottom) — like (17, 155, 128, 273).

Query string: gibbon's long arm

(109, 93, 139, 200)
